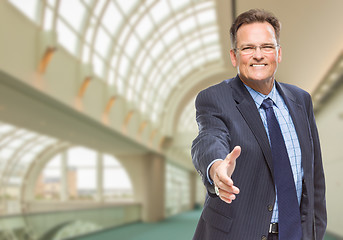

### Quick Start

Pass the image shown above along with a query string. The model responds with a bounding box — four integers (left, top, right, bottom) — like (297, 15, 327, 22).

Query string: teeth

(252, 64, 265, 67)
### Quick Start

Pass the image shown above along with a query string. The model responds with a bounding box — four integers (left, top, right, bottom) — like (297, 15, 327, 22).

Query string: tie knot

(261, 98, 274, 110)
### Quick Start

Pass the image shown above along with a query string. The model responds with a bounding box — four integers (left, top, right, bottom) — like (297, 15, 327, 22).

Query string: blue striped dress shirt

(245, 83, 303, 223)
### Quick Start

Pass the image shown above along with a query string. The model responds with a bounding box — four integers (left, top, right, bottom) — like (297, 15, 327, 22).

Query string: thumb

(224, 146, 241, 177)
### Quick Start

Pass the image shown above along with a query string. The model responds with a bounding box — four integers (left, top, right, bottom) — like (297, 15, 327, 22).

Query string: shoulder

(195, 79, 235, 110)
(200, 79, 231, 93)
(278, 81, 308, 94)
(278, 82, 311, 100)
(277, 81, 313, 111)
(196, 78, 234, 100)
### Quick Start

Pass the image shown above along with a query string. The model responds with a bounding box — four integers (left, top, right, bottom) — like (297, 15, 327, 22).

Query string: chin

(250, 75, 274, 83)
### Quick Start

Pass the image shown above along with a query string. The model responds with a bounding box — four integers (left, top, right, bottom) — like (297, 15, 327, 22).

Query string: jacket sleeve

(191, 88, 231, 196)
(306, 94, 327, 239)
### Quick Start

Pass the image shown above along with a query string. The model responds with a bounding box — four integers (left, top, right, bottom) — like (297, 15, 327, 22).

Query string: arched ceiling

(5, 0, 343, 139)
(8, 0, 224, 125)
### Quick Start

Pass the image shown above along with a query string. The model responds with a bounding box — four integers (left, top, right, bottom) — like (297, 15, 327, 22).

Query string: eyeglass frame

(234, 44, 280, 55)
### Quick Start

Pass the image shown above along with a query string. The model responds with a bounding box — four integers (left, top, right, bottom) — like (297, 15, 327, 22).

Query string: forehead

(236, 22, 277, 45)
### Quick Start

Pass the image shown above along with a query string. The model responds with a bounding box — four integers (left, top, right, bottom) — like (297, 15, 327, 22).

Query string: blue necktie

(261, 98, 302, 240)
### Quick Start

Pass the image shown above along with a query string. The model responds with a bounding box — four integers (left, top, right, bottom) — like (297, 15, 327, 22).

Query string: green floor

(72, 209, 340, 240)
(72, 210, 199, 240)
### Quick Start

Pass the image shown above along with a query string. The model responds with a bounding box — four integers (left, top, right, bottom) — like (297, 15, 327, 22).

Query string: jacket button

(261, 235, 267, 240)
(268, 204, 273, 212)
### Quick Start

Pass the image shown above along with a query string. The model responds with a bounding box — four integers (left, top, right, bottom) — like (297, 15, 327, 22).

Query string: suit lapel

(230, 76, 274, 179)
(276, 83, 312, 178)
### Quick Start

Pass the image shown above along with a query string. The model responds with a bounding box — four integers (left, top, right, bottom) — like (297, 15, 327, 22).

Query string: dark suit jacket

(191, 76, 327, 240)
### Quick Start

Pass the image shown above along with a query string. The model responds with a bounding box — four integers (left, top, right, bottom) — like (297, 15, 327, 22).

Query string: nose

(253, 47, 264, 60)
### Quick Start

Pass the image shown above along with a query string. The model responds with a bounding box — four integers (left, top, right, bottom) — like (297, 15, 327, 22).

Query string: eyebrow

(240, 43, 276, 47)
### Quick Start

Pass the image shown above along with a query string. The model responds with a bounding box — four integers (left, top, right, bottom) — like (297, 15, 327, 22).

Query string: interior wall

(315, 79, 343, 237)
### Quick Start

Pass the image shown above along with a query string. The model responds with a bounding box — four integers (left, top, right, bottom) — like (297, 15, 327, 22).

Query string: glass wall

(0, 121, 58, 215)
(0, 120, 134, 216)
(35, 146, 133, 202)
(165, 163, 191, 217)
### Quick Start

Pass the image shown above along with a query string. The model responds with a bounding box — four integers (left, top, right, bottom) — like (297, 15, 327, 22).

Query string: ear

(277, 45, 282, 63)
(230, 49, 237, 67)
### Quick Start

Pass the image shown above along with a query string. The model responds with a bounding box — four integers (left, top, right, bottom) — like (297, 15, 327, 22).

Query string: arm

(307, 95, 327, 239)
(191, 88, 239, 202)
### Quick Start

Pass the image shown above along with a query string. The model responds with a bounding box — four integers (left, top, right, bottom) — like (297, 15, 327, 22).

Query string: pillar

(119, 152, 166, 222)
(95, 152, 104, 202)
(60, 151, 68, 201)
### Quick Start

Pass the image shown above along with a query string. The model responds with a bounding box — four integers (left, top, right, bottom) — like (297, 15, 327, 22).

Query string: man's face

(230, 22, 282, 91)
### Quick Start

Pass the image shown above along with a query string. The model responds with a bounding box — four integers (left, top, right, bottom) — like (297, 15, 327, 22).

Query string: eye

(262, 45, 275, 50)
(241, 46, 254, 51)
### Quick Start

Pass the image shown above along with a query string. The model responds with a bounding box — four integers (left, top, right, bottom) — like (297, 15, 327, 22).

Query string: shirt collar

(244, 82, 278, 109)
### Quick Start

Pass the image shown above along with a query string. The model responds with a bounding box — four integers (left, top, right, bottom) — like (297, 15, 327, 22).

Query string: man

(191, 9, 326, 240)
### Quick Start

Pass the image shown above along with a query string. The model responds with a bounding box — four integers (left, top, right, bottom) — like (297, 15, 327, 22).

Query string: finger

(224, 146, 241, 177)
(217, 182, 240, 195)
(216, 178, 240, 194)
(220, 196, 233, 204)
(224, 146, 241, 163)
(218, 190, 236, 204)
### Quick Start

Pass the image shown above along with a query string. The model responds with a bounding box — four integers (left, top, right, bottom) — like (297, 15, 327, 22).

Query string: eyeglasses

(235, 44, 280, 55)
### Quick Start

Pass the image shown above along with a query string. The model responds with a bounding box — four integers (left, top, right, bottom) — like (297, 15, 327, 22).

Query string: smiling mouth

(251, 64, 267, 67)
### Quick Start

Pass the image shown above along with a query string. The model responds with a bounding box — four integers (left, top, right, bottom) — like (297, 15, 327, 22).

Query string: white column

(60, 150, 68, 201)
(96, 152, 103, 202)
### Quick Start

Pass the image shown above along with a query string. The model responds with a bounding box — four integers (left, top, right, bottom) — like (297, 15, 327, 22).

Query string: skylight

(8, 0, 221, 128)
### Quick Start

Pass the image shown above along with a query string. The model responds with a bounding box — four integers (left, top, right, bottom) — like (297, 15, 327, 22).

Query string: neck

(240, 78, 274, 95)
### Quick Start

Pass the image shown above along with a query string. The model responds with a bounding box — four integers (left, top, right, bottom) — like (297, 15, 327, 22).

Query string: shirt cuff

(206, 159, 223, 185)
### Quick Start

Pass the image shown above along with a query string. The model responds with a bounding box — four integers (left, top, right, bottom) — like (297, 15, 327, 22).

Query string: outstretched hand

(210, 146, 241, 204)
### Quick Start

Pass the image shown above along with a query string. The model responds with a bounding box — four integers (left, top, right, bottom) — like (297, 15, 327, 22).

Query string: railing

(0, 202, 142, 240)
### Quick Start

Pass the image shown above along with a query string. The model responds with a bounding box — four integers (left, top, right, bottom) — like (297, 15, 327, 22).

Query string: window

(35, 146, 133, 202)
(165, 163, 190, 216)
